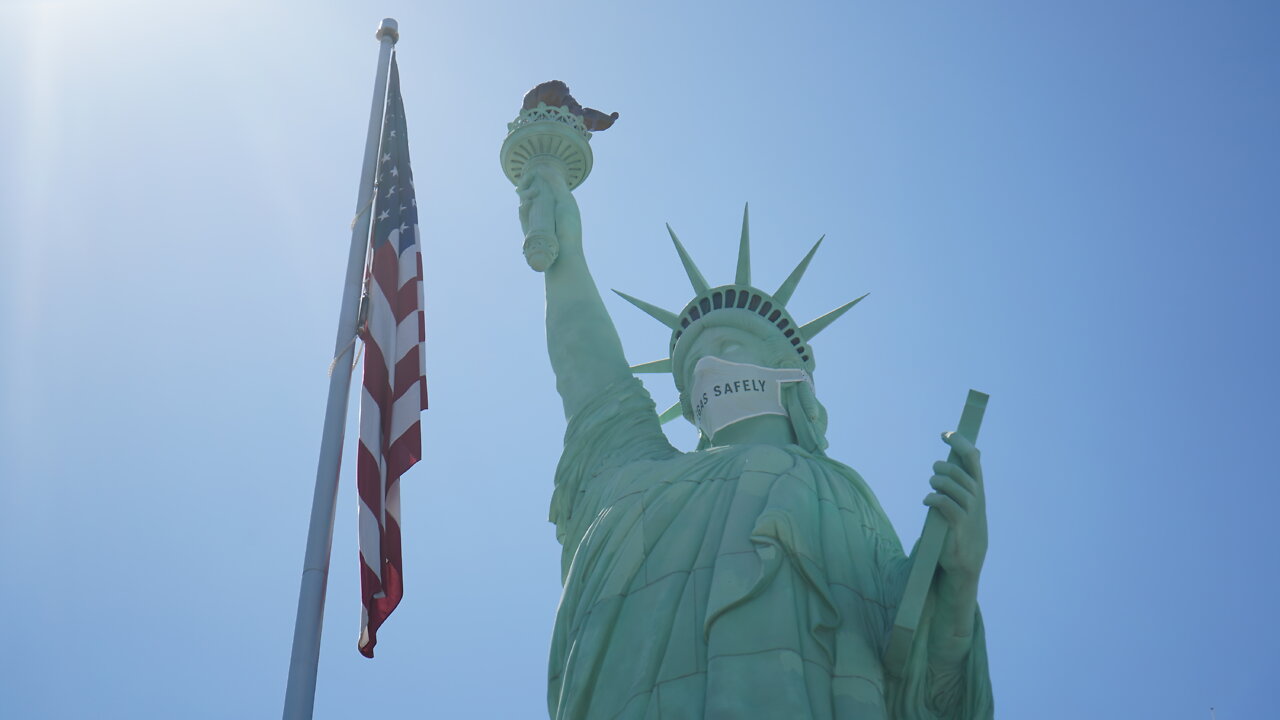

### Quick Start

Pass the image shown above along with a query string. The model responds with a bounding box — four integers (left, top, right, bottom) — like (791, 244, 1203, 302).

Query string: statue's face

(680, 324, 786, 388)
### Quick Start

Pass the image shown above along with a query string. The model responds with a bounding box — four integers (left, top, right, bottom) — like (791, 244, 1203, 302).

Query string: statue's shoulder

(737, 444, 800, 475)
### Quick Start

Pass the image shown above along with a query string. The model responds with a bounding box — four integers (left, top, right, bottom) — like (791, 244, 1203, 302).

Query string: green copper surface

(656, 401, 683, 424)
(884, 390, 989, 677)
(735, 203, 752, 286)
(667, 224, 710, 294)
(508, 100, 993, 719)
(613, 290, 681, 330)
(774, 235, 823, 306)
(628, 358, 673, 374)
(614, 220, 866, 388)
(501, 103, 595, 272)
(799, 292, 870, 340)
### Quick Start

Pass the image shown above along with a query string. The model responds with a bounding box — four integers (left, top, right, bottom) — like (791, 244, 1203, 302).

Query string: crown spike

(658, 402, 683, 425)
(614, 290, 681, 329)
(667, 224, 709, 294)
(630, 358, 672, 374)
(774, 235, 824, 306)
(800, 293, 869, 339)
(735, 203, 751, 286)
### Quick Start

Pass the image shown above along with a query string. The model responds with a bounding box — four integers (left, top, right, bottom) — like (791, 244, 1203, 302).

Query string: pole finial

(376, 18, 399, 43)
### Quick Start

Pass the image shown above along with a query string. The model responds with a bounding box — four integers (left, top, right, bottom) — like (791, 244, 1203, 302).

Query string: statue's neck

(708, 413, 796, 447)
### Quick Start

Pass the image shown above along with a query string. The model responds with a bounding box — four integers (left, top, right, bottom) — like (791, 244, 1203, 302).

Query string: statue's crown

(618, 205, 866, 424)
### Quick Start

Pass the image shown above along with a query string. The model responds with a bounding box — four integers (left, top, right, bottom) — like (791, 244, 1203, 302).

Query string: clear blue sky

(2, 1, 1277, 718)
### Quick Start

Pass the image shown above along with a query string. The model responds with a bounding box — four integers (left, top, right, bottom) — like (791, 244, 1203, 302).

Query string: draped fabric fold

(548, 378, 993, 719)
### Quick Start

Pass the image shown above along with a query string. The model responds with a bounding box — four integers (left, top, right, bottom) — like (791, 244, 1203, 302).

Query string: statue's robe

(549, 378, 993, 719)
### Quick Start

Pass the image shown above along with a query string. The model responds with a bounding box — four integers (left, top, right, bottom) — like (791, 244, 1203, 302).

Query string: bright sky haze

(2, 1, 1277, 718)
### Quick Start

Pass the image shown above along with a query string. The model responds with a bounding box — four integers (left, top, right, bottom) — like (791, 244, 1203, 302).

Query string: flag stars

(390, 166, 399, 177)
(381, 152, 391, 163)
(386, 185, 397, 198)
(378, 209, 391, 221)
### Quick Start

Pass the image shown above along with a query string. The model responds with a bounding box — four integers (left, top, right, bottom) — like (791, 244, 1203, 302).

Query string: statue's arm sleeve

(543, 249, 634, 420)
(528, 166, 634, 421)
(549, 376, 676, 556)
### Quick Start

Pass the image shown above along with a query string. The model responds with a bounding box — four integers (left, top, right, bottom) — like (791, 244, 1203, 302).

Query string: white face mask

(689, 356, 812, 438)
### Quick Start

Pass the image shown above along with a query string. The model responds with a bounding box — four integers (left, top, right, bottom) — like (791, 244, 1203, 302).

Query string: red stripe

(364, 345, 413, 444)
(355, 442, 384, 518)
(370, 242, 399, 301)
(366, 346, 421, 444)
(385, 421, 421, 480)
(378, 515, 403, 602)
(358, 558, 402, 659)
(382, 512, 403, 571)
(418, 310, 429, 409)
(358, 511, 404, 659)
(393, 346, 421, 399)
(392, 278, 419, 324)
(362, 339, 391, 407)
(357, 58, 420, 660)
(362, 320, 423, 415)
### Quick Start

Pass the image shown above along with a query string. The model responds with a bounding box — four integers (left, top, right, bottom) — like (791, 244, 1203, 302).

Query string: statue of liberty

(502, 84, 994, 719)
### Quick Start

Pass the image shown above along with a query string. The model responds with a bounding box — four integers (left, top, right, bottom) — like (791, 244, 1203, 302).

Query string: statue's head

(616, 205, 866, 450)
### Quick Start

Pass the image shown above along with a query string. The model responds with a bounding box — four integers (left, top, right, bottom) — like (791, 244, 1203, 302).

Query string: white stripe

(393, 309, 420, 363)
(358, 386, 384, 456)
(413, 225, 425, 385)
(389, 389, 419, 434)
(358, 607, 371, 649)
(367, 278, 397, 379)
(357, 381, 386, 587)
(388, 388, 420, 446)
(358, 499, 383, 583)
(417, 313, 426, 389)
(396, 227, 420, 285)
(385, 480, 401, 524)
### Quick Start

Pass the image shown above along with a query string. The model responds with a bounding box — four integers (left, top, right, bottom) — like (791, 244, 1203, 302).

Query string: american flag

(356, 53, 427, 658)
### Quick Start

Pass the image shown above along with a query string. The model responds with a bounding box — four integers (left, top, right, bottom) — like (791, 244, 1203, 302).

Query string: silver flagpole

(283, 18, 399, 720)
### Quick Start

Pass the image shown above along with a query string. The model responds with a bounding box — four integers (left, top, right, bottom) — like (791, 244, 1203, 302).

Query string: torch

(500, 81, 616, 271)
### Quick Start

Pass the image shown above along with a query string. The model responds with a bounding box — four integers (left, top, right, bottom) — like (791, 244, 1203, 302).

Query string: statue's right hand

(516, 163, 582, 270)
(516, 168, 542, 237)
(548, 171, 582, 258)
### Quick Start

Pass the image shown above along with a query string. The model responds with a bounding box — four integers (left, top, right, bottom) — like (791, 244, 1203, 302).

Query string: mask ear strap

(783, 381, 829, 453)
(775, 368, 812, 388)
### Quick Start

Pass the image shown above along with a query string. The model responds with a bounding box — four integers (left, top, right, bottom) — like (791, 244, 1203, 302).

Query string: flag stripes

(356, 52, 426, 659)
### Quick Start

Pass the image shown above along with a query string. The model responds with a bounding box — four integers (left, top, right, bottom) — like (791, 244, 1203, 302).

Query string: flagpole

(283, 18, 399, 720)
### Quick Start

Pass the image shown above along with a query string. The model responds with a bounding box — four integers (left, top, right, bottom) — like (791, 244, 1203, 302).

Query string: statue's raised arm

(501, 82, 628, 419)
(500, 83, 995, 719)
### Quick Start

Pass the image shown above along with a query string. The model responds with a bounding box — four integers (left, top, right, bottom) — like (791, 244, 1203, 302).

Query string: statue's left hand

(925, 432, 988, 589)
